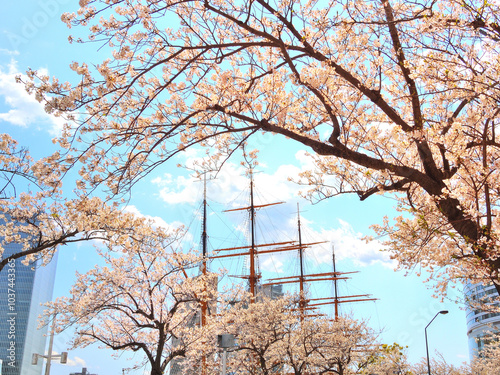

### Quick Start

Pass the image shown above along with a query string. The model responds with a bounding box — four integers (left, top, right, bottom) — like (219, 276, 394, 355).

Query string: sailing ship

(204, 168, 376, 319)
(169, 169, 377, 375)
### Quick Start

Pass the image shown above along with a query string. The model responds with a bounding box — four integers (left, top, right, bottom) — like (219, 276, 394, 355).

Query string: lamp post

(32, 314, 67, 375)
(425, 310, 448, 375)
(217, 334, 235, 375)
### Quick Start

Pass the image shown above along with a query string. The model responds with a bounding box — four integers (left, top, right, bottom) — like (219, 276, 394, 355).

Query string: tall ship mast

(263, 204, 376, 320)
(201, 175, 208, 375)
(211, 169, 323, 301)
(170, 170, 377, 375)
(210, 168, 376, 318)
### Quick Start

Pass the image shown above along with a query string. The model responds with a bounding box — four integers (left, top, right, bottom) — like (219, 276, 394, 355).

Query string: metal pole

(333, 246, 339, 320)
(44, 315, 56, 375)
(201, 174, 208, 375)
(425, 324, 431, 375)
(425, 310, 448, 375)
(249, 169, 256, 299)
(221, 348, 227, 375)
(297, 203, 305, 321)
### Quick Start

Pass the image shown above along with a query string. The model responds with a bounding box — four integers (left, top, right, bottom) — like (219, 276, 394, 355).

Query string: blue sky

(0, 1, 470, 374)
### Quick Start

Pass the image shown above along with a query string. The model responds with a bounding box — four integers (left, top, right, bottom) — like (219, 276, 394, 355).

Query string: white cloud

(260, 255, 284, 273)
(152, 173, 205, 205)
(122, 204, 194, 248)
(151, 151, 392, 268)
(0, 59, 65, 135)
(66, 356, 87, 367)
(305, 219, 394, 268)
(0, 49, 19, 56)
(152, 151, 317, 207)
(245, 218, 393, 278)
(50, 351, 86, 367)
(123, 204, 184, 230)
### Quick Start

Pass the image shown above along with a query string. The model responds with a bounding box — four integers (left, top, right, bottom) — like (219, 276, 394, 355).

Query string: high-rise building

(0, 242, 57, 375)
(260, 284, 284, 300)
(465, 283, 500, 359)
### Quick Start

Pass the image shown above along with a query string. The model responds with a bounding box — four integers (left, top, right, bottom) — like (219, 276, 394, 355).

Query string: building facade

(0, 242, 57, 375)
(465, 283, 500, 359)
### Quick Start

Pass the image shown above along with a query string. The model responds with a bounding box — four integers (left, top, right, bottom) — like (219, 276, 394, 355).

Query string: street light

(32, 314, 67, 375)
(217, 334, 235, 375)
(425, 310, 448, 375)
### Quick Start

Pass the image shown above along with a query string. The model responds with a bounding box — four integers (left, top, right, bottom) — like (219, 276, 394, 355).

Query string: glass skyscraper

(465, 283, 500, 359)
(0, 242, 57, 375)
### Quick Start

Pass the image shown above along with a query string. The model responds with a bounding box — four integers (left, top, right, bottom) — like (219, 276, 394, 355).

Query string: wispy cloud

(304, 219, 393, 268)
(123, 204, 194, 249)
(151, 151, 315, 207)
(155, 153, 393, 269)
(66, 356, 87, 367)
(51, 352, 86, 367)
(256, 216, 393, 274)
(123, 205, 184, 231)
(0, 49, 19, 56)
(0, 59, 65, 135)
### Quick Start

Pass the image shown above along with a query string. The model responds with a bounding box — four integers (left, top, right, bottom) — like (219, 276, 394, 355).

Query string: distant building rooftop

(69, 368, 97, 375)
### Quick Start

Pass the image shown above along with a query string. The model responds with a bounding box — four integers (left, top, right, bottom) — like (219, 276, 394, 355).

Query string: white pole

(221, 348, 227, 375)
(44, 315, 56, 375)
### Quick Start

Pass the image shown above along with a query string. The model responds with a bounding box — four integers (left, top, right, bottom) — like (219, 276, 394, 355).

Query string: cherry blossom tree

(45, 229, 218, 375)
(0, 134, 36, 199)
(411, 353, 471, 375)
(360, 343, 414, 375)
(217, 296, 295, 375)
(470, 337, 500, 375)
(288, 317, 378, 375)
(0, 133, 161, 272)
(24, 0, 500, 295)
(217, 295, 378, 375)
